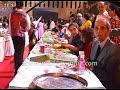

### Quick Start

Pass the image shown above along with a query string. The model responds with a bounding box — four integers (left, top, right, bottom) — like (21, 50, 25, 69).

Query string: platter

(28, 73, 88, 89)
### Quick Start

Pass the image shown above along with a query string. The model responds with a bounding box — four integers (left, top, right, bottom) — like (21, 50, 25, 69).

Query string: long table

(0, 32, 29, 62)
(0, 35, 14, 62)
(8, 31, 105, 89)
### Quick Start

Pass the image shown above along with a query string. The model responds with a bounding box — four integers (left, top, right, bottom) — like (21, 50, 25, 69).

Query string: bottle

(79, 55, 85, 69)
(77, 55, 86, 74)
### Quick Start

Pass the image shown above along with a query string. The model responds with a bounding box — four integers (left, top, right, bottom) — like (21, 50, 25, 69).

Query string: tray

(28, 73, 88, 89)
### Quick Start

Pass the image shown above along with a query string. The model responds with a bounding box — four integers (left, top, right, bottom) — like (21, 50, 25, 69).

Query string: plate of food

(53, 44, 62, 49)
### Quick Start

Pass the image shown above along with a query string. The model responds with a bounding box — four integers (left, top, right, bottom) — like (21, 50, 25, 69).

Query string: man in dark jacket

(89, 17, 120, 89)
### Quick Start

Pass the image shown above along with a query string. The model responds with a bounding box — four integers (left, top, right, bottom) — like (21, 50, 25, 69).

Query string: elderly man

(89, 18, 120, 89)
(95, 1, 111, 21)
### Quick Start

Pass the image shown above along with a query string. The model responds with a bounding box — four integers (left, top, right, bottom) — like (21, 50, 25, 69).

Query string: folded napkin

(30, 53, 77, 65)
(30, 55, 50, 62)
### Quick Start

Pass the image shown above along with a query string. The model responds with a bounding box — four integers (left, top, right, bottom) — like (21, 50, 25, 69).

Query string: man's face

(94, 21, 111, 42)
(98, 2, 106, 14)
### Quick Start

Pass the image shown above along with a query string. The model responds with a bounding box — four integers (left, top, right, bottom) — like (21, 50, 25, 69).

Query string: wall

(0, 1, 88, 20)
(23, 1, 87, 20)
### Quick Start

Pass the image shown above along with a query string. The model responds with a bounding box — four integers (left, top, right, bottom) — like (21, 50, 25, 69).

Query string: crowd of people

(0, 1, 120, 89)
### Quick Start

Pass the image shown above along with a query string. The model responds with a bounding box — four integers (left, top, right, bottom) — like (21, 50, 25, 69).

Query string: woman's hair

(2, 22, 8, 28)
(51, 28, 58, 33)
(68, 22, 80, 31)
(81, 27, 95, 43)
(83, 13, 90, 20)
(108, 3, 120, 18)
(57, 24, 63, 30)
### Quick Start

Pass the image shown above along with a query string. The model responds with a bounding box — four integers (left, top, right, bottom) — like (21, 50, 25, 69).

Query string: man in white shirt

(96, 1, 111, 21)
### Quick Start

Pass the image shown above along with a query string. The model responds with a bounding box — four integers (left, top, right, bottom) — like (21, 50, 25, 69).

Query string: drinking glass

(43, 66, 50, 74)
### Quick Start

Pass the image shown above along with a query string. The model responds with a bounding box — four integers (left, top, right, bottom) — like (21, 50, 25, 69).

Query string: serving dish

(28, 73, 88, 89)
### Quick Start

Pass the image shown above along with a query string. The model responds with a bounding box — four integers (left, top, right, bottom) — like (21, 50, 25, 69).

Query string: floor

(0, 45, 30, 89)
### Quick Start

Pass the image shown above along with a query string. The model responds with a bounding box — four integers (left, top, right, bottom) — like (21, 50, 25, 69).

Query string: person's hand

(54, 39, 61, 44)
(61, 43, 69, 48)
(51, 31, 55, 35)
(57, 38, 61, 41)
(64, 34, 69, 40)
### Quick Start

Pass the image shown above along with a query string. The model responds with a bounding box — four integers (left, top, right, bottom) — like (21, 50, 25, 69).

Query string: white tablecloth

(0, 35, 14, 62)
(0, 32, 29, 62)
(0, 37, 5, 62)
(4, 35, 15, 56)
(8, 43, 105, 89)
(8, 60, 105, 89)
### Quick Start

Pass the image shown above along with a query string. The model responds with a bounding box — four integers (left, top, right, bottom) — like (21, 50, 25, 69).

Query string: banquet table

(0, 32, 29, 62)
(8, 61, 105, 89)
(8, 31, 105, 89)
(0, 35, 14, 62)
(8, 47, 105, 89)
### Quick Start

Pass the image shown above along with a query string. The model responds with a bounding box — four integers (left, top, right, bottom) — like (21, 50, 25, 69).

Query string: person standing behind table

(107, 3, 120, 29)
(56, 24, 64, 38)
(80, 13, 92, 30)
(89, 13, 96, 28)
(95, 1, 111, 21)
(70, 11, 75, 18)
(76, 6, 82, 14)
(75, 13, 83, 27)
(61, 22, 84, 56)
(49, 18, 55, 30)
(9, 1, 31, 75)
(28, 16, 37, 51)
(107, 3, 120, 46)
(43, 20, 48, 32)
(37, 19, 45, 40)
(61, 21, 71, 40)
(89, 18, 120, 89)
